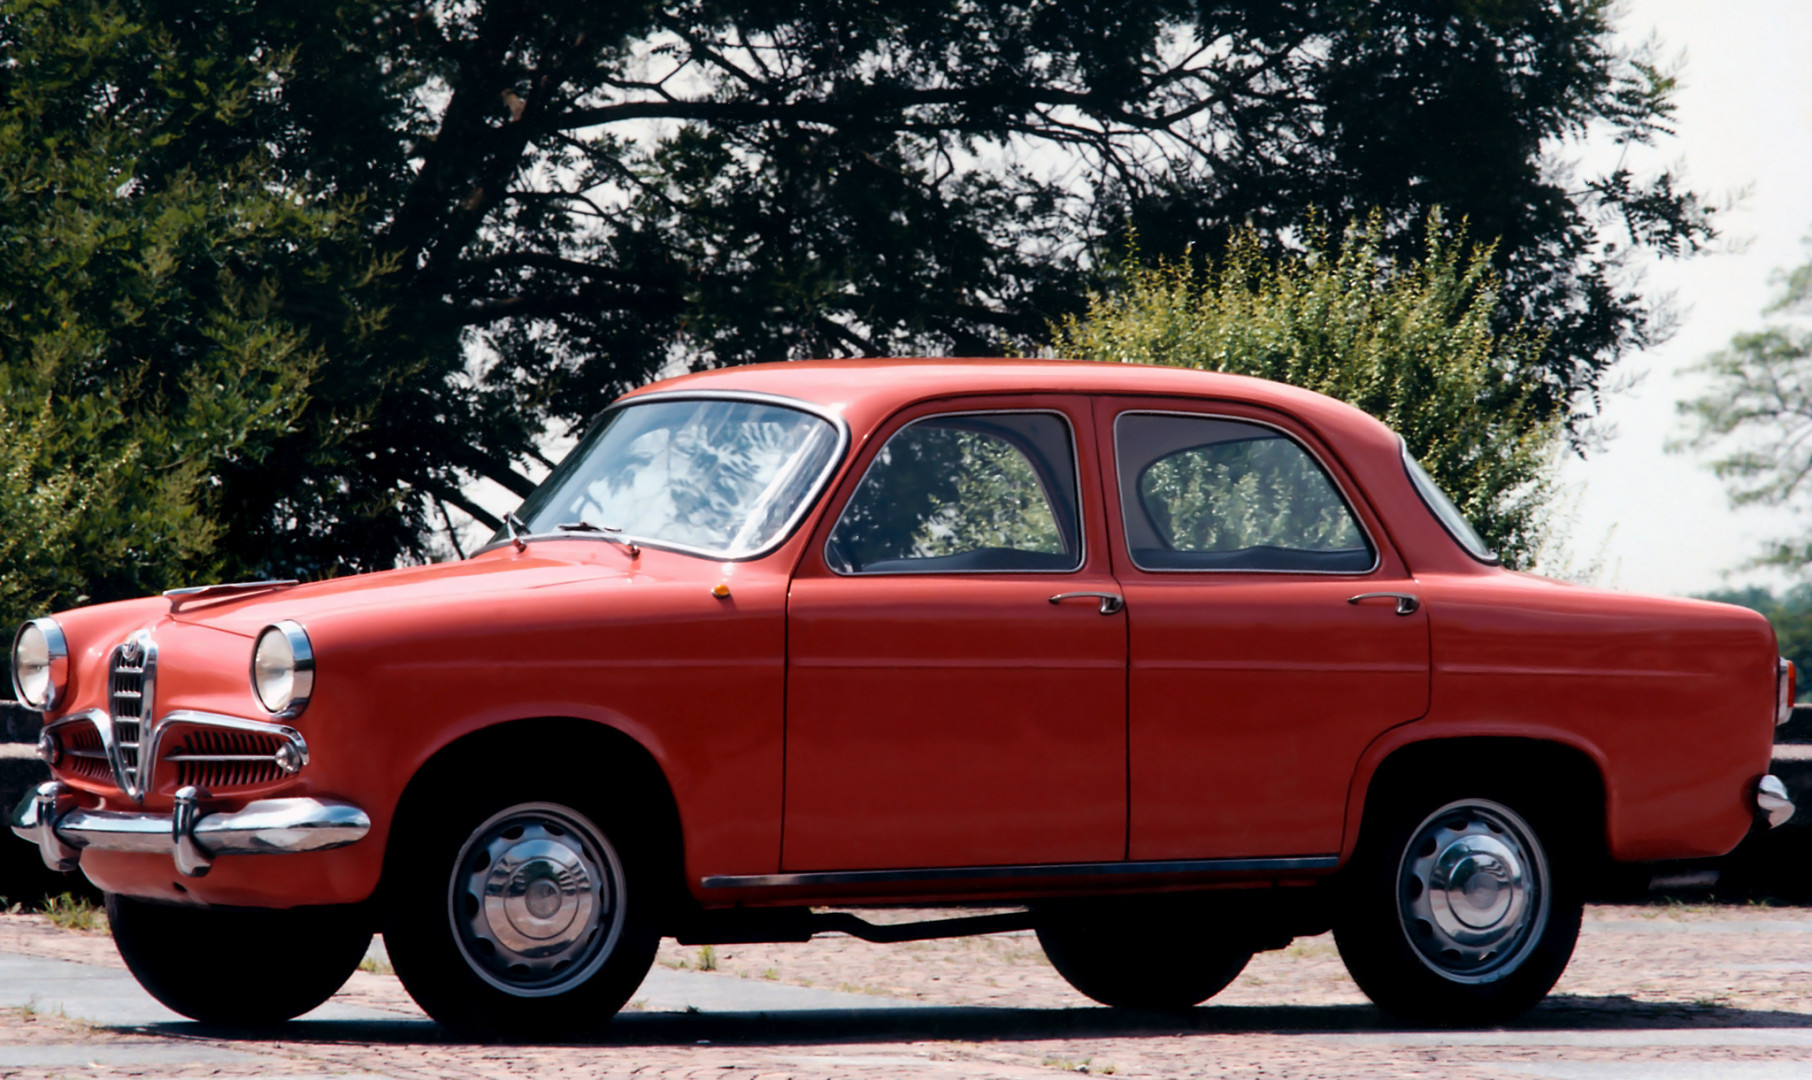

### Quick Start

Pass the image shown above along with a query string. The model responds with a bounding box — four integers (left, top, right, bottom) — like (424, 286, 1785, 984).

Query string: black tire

(1333, 786, 1583, 1025)
(382, 780, 661, 1037)
(107, 894, 371, 1027)
(1035, 898, 1254, 1009)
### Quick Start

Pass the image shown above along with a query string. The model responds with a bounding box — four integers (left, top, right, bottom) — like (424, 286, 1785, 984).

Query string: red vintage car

(9, 359, 1796, 1032)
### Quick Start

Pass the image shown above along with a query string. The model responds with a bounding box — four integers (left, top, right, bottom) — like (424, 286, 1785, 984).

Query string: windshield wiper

(556, 521, 640, 558)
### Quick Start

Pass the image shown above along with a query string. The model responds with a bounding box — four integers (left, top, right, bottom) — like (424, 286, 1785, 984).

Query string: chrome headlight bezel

(11, 617, 69, 711)
(251, 621, 314, 717)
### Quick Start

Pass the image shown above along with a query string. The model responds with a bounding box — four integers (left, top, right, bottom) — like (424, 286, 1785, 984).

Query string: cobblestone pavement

(6, 903, 1812, 1078)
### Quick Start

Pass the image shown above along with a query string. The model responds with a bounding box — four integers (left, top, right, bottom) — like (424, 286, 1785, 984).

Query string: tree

(3, 0, 1708, 587)
(1677, 243, 1812, 571)
(0, 0, 367, 629)
(1048, 215, 1560, 568)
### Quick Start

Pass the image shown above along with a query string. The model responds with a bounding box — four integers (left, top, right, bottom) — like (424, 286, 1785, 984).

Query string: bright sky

(458, 3, 1812, 580)
(1559, 0, 1812, 596)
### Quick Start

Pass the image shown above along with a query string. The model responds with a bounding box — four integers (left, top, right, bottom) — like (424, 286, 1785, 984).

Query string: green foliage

(2, 1, 1707, 592)
(830, 424, 1066, 567)
(1677, 244, 1812, 572)
(39, 892, 105, 933)
(1049, 215, 1562, 568)
(1140, 438, 1365, 555)
(1700, 586, 1812, 700)
(0, 0, 371, 629)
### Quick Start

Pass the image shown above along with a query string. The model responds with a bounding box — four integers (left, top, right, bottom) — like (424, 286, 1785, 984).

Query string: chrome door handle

(1049, 592, 1125, 615)
(1348, 592, 1420, 616)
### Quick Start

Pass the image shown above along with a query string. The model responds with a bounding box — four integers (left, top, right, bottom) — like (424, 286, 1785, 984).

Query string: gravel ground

(5, 903, 1812, 1078)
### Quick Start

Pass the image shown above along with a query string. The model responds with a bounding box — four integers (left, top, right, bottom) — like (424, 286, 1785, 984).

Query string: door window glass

(827, 412, 1082, 573)
(1115, 413, 1374, 572)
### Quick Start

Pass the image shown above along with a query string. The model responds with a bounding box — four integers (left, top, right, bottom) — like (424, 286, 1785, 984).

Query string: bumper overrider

(11, 781, 370, 878)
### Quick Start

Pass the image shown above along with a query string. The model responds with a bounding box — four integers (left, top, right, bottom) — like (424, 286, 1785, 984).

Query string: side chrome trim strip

(700, 855, 1340, 890)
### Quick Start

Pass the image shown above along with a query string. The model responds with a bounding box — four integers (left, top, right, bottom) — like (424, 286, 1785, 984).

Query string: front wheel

(108, 895, 371, 1027)
(1333, 794, 1582, 1025)
(383, 791, 660, 1037)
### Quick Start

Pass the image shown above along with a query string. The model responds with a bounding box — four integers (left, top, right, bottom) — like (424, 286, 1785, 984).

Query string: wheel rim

(1395, 798, 1549, 985)
(448, 801, 626, 997)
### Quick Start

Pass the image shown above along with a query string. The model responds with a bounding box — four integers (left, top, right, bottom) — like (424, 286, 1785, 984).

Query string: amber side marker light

(1781, 659, 1798, 727)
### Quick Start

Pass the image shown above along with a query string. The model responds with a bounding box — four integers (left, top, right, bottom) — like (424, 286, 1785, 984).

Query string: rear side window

(826, 412, 1082, 574)
(1115, 413, 1374, 573)
(1402, 441, 1498, 564)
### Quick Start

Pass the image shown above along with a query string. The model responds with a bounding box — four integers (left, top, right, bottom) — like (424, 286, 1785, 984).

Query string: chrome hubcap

(1397, 799, 1548, 984)
(449, 802, 624, 997)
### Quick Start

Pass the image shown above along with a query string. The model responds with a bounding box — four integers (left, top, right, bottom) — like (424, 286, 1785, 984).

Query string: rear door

(1099, 398, 1431, 860)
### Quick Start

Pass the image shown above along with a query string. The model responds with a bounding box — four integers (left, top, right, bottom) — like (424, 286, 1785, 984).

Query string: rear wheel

(1334, 792, 1582, 1025)
(1036, 898, 1254, 1009)
(108, 895, 370, 1027)
(383, 787, 660, 1037)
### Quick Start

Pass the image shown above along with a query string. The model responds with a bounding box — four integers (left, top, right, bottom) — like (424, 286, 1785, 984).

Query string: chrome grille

(61, 721, 111, 783)
(165, 727, 289, 790)
(108, 635, 154, 797)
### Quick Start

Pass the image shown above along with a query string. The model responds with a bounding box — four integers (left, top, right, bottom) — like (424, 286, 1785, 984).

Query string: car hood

(166, 544, 636, 638)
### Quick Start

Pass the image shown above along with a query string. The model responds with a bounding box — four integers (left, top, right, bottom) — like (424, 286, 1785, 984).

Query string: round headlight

(252, 621, 314, 716)
(11, 618, 69, 711)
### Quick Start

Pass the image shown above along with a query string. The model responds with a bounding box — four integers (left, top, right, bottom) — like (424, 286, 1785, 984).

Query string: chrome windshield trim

(473, 389, 852, 562)
(701, 854, 1340, 890)
(824, 407, 1089, 577)
(1111, 408, 1384, 576)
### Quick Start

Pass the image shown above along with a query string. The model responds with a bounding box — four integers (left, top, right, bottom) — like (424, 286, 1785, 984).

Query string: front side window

(1115, 413, 1374, 572)
(506, 397, 842, 558)
(826, 412, 1082, 574)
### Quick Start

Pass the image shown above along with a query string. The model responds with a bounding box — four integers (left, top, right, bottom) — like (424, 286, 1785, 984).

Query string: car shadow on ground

(124, 996, 1812, 1048)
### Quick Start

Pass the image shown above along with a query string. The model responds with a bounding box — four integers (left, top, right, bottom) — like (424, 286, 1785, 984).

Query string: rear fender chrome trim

(700, 854, 1339, 890)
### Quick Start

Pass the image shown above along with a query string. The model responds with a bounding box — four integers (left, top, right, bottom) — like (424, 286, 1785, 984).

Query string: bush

(1048, 214, 1562, 568)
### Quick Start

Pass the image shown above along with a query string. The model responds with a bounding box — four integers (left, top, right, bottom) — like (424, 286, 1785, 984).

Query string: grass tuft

(41, 893, 105, 933)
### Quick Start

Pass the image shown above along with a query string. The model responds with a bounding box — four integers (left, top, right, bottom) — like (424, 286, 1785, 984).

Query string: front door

(1099, 399, 1431, 861)
(783, 398, 1127, 872)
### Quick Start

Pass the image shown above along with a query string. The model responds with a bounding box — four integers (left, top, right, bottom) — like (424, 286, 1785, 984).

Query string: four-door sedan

(10, 359, 1797, 1034)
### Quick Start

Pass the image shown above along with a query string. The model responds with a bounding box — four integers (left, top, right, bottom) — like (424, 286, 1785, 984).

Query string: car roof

(622, 358, 1370, 429)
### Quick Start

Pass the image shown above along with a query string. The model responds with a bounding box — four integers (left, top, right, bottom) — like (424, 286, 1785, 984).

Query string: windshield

(1401, 441, 1498, 564)
(500, 397, 843, 558)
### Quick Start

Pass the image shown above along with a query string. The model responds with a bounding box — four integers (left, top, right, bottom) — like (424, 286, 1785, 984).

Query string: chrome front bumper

(11, 781, 370, 878)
